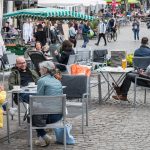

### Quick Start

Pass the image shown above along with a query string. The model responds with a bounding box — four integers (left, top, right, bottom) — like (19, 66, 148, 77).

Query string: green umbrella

(3, 7, 94, 21)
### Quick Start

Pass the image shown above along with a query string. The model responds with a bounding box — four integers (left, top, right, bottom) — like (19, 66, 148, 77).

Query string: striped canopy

(3, 7, 94, 21)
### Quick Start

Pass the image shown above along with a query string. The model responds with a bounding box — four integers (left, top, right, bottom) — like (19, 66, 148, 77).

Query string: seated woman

(34, 61, 63, 147)
(34, 41, 51, 60)
(54, 40, 75, 71)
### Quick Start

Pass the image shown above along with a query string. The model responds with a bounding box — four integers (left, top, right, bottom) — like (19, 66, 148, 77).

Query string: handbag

(69, 37, 76, 43)
(54, 123, 75, 145)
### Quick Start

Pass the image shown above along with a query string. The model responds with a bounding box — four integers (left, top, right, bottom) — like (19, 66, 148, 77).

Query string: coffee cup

(13, 85, 20, 90)
(28, 82, 35, 86)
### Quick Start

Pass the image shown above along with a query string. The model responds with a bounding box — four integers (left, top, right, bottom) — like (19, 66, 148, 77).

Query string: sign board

(111, 51, 126, 67)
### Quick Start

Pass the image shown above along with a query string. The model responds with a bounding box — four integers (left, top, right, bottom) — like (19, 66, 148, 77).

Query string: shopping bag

(54, 123, 75, 145)
(71, 64, 91, 77)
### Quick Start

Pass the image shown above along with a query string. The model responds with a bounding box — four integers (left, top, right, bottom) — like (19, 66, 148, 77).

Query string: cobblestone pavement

(0, 24, 150, 150)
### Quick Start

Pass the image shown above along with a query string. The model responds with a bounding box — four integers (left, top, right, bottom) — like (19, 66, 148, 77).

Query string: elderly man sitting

(8, 56, 39, 104)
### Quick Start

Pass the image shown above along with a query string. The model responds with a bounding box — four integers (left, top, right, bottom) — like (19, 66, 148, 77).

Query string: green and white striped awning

(3, 7, 94, 21)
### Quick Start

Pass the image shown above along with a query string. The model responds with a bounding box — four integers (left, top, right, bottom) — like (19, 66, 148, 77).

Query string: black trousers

(96, 33, 107, 45)
(120, 72, 149, 96)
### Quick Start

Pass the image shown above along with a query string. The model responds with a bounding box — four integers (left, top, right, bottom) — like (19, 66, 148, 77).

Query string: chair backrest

(111, 51, 126, 67)
(3, 53, 16, 69)
(133, 57, 150, 70)
(28, 51, 47, 74)
(76, 51, 91, 63)
(61, 75, 88, 98)
(93, 49, 108, 63)
(67, 54, 76, 65)
(29, 95, 66, 116)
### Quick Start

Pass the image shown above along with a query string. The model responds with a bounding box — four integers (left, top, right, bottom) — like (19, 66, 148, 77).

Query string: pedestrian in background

(95, 18, 107, 46)
(132, 18, 140, 41)
(69, 22, 77, 48)
(82, 21, 90, 48)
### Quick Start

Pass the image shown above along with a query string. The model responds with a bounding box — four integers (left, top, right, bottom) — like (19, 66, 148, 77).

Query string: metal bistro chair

(61, 74, 89, 133)
(28, 51, 47, 76)
(92, 49, 108, 68)
(76, 50, 91, 65)
(28, 95, 67, 150)
(133, 57, 150, 106)
(133, 57, 150, 70)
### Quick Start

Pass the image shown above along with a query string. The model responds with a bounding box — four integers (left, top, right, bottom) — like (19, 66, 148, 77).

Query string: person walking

(82, 21, 90, 48)
(95, 19, 107, 46)
(69, 22, 77, 48)
(132, 18, 140, 41)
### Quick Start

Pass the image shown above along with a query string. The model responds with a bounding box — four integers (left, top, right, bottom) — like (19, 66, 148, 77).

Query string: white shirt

(98, 22, 106, 34)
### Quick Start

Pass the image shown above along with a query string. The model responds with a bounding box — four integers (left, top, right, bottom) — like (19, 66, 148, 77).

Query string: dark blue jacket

(134, 45, 150, 57)
(82, 24, 90, 34)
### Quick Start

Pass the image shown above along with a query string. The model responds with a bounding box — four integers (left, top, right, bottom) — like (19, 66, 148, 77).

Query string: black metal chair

(28, 51, 47, 75)
(133, 57, 150, 70)
(61, 75, 89, 133)
(92, 49, 108, 67)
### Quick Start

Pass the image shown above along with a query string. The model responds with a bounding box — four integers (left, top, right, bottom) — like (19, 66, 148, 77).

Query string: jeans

(82, 34, 89, 48)
(133, 29, 139, 40)
(19, 93, 36, 104)
(120, 72, 149, 96)
(36, 114, 62, 137)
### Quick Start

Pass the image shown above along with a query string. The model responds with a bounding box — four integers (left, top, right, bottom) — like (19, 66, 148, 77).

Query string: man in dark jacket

(8, 56, 39, 104)
(112, 37, 150, 101)
(34, 24, 47, 46)
(134, 37, 150, 57)
(82, 21, 90, 48)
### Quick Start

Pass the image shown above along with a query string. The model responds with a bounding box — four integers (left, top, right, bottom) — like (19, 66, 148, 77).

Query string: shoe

(95, 43, 98, 46)
(35, 136, 49, 147)
(104, 44, 107, 46)
(112, 83, 122, 95)
(43, 134, 51, 145)
(112, 95, 127, 101)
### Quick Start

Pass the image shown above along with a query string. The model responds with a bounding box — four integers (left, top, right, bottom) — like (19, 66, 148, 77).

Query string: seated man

(112, 65, 150, 101)
(134, 37, 150, 57)
(8, 56, 39, 104)
(112, 37, 150, 101)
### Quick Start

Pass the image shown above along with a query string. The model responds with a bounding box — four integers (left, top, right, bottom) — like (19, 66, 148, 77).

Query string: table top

(8, 86, 66, 93)
(96, 66, 134, 73)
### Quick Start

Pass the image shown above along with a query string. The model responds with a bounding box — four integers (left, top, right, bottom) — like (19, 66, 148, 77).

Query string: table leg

(107, 73, 110, 99)
(17, 93, 21, 126)
(6, 102, 10, 143)
(98, 74, 102, 104)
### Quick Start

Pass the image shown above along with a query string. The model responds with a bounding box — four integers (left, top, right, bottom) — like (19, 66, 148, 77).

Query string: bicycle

(106, 29, 117, 42)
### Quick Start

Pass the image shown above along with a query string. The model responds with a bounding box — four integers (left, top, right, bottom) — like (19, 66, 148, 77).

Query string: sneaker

(112, 95, 127, 101)
(43, 134, 51, 145)
(35, 136, 49, 147)
(9, 107, 17, 116)
(95, 43, 98, 46)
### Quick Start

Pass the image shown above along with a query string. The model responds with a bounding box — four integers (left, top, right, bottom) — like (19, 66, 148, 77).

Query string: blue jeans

(19, 93, 36, 104)
(36, 114, 62, 137)
(133, 29, 139, 40)
(82, 34, 89, 48)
